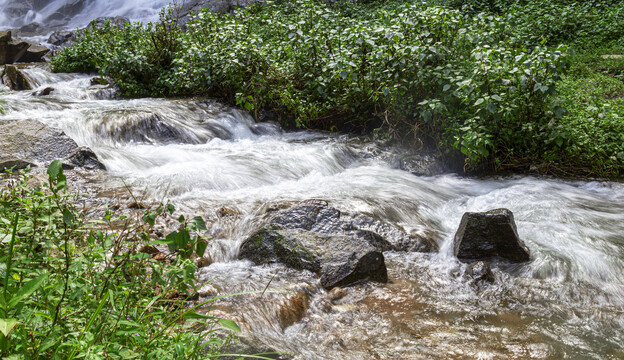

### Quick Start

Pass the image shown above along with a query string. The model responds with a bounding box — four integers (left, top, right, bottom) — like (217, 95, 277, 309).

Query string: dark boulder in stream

(240, 200, 434, 289)
(453, 208, 531, 263)
(0, 120, 105, 171)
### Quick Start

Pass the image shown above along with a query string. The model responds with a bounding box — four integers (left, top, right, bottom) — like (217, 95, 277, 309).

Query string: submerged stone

(453, 208, 531, 263)
(467, 261, 495, 284)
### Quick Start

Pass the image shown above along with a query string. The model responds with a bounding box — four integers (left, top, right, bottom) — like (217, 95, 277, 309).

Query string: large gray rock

(241, 227, 387, 290)
(2, 65, 33, 90)
(0, 34, 30, 65)
(240, 200, 433, 289)
(0, 120, 105, 171)
(453, 208, 531, 263)
(43, 0, 86, 27)
(47, 30, 78, 48)
(18, 42, 50, 63)
(0, 31, 50, 64)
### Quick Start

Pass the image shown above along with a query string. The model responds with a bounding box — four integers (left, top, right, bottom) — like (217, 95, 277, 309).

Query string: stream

(1, 66, 623, 359)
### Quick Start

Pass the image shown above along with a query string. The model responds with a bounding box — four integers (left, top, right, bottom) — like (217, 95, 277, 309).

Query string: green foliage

(52, 0, 572, 171)
(552, 51, 624, 176)
(442, 0, 624, 50)
(51, 0, 624, 176)
(0, 163, 240, 359)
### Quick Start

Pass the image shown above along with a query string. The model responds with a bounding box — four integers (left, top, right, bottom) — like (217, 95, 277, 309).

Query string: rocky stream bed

(1, 64, 623, 359)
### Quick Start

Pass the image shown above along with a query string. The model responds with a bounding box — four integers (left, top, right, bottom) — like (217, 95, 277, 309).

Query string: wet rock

(453, 208, 531, 263)
(19, 42, 50, 63)
(87, 16, 130, 30)
(0, 36, 30, 65)
(0, 30, 10, 43)
(196, 256, 212, 268)
(399, 153, 447, 176)
(2, 65, 31, 90)
(278, 290, 309, 329)
(241, 226, 388, 289)
(250, 121, 283, 136)
(240, 200, 413, 289)
(328, 286, 347, 302)
(128, 202, 147, 210)
(90, 76, 109, 86)
(32, 87, 54, 96)
(64, 146, 106, 170)
(217, 206, 238, 217)
(467, 261, 495, 283)
(0, 120, 103, 171)
(0, 30, 49, 64)
(197, 283, 219, 297)
(95, 112, 201, 145)
(17, 22, 46, 37)
(44, 0, 86, 27)
(1, 158, 34, 172)
(267, 200, 433, 252)
(47, 30, 78, 47)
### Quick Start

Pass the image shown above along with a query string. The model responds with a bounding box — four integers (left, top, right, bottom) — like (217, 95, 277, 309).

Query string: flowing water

(1, 68, 624, 359)
(0, 0, 171, 30)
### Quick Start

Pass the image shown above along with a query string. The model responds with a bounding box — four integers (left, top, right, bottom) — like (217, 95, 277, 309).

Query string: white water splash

(0, 0, 172, 30)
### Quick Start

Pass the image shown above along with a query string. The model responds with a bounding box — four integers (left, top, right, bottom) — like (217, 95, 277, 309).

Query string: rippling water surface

(1, 68, 623, 359)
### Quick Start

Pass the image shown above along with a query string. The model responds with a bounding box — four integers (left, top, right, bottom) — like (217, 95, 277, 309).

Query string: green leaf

(443, 84, 451, 92)
(47, 160, 63, 180)
(196, 240, 208, 257)
(8, 273, 48, 308)
(0, 318, 18, 337)
(62, 208, 75, 226)
(219, 318, 241, 333)
(119, 348, 140, 359)
(190, 216, 207, 231)
(474, 98, 484, 106)
(487, 103, 497, 114)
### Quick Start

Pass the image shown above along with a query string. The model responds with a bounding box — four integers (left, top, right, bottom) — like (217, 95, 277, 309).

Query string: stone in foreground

(453, 208, 530, 263)
(238, 200, 427, 289)
(0, 120, 105, 171)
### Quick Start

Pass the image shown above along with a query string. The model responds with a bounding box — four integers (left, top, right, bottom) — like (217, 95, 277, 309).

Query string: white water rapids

(1, 68, 624, 359)
(0, 0, 172, 29)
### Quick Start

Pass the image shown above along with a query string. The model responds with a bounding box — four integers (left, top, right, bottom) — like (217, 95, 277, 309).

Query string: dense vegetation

(0, 163, 244, 359)
(51, 0, 624, 176)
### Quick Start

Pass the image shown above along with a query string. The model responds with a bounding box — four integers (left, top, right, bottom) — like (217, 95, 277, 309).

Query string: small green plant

(0, 162, 241, 359)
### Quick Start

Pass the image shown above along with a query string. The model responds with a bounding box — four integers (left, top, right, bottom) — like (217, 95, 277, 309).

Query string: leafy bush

(443, 0, 624, 50)
(552, 53, 624, 176)
(52, 0, 573, 172)
(0, 162, 241, 359)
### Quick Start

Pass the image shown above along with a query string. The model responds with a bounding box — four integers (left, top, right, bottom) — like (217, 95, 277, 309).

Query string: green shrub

(442, 0, 624, 50)
(52, 0, 573, 172)
(0, 162, 241, 359)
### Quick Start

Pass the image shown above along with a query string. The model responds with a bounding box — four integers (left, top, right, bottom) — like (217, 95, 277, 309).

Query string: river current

(1, 67, 624, 359)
